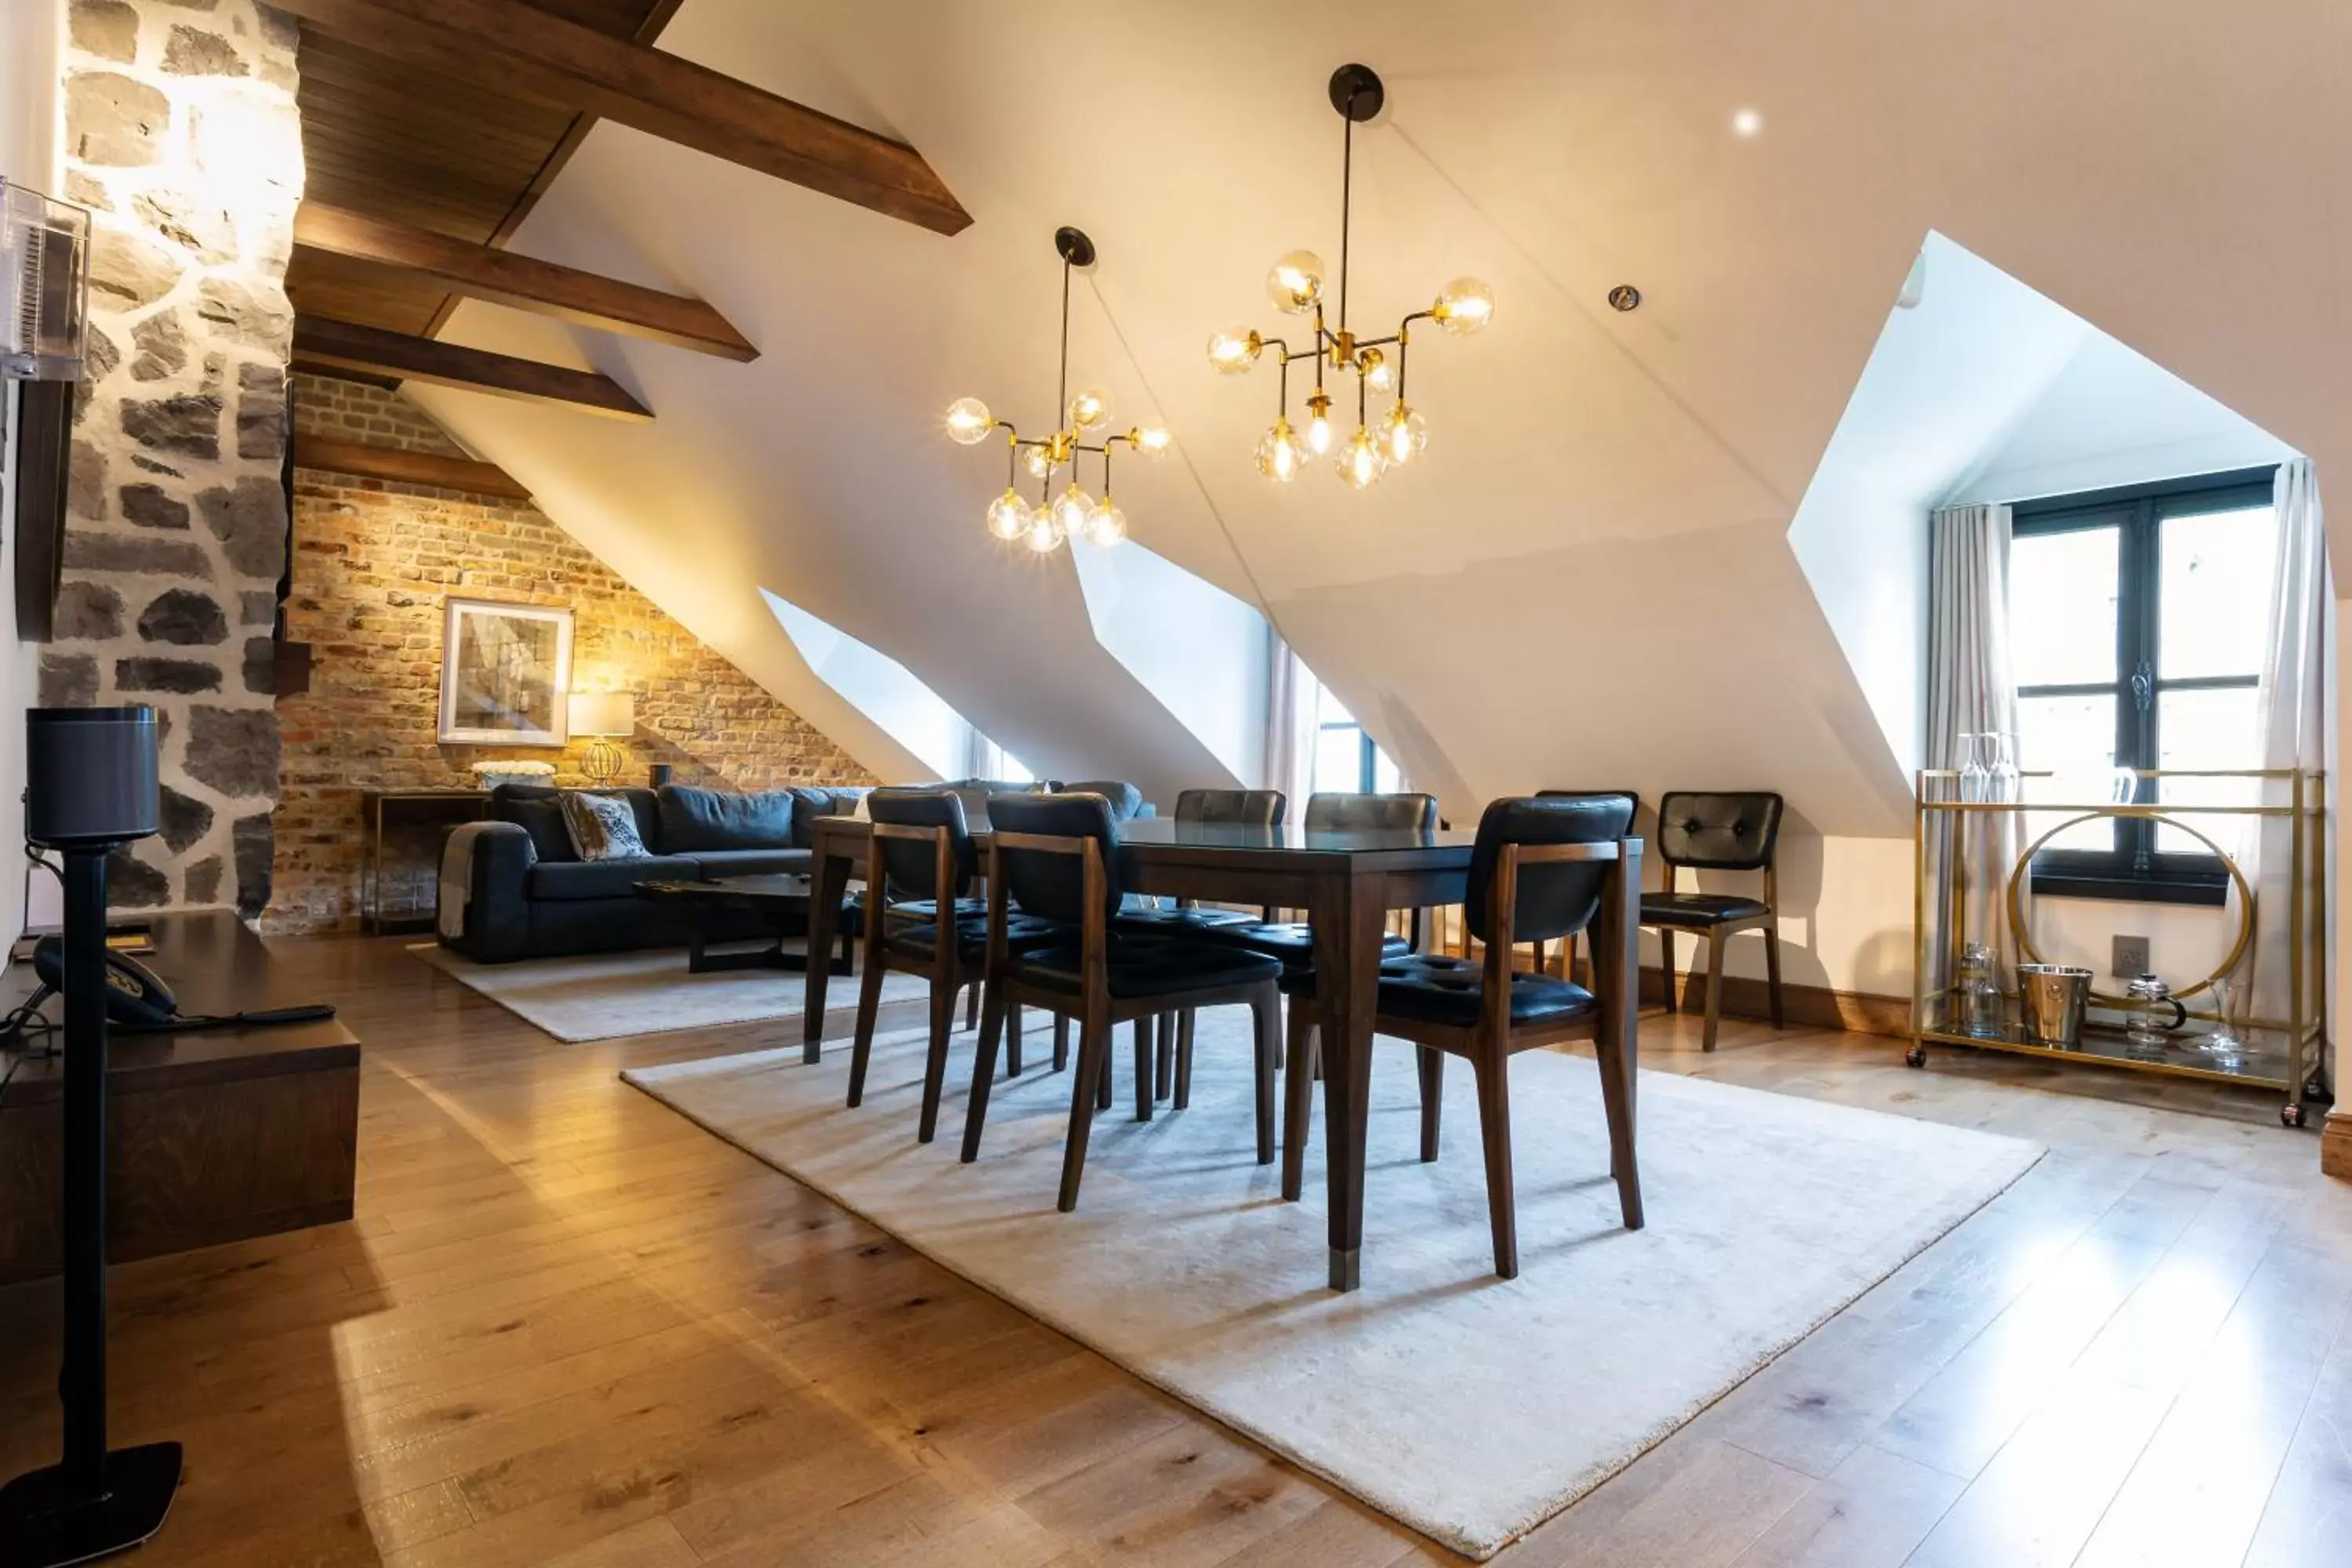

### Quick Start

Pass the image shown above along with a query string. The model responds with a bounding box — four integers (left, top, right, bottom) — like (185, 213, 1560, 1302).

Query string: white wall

(0, 0, 62, 955)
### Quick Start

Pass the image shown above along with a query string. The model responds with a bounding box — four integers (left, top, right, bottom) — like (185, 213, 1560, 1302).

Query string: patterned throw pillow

(559, 791, 649, 862)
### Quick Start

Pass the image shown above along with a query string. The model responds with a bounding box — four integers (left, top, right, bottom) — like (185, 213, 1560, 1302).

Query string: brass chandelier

(1207, 64, 1494, 488)
(945, 226, 1167, 552)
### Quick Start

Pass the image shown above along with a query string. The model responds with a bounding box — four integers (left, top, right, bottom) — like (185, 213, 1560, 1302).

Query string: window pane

(1316, 724, 1363, 794)
(1315, 684, 1356, 728)
(1372, 748, 1402, 795)
(2154, 685, 2260, 853)
(2010, 526, 2119, 688)
(2017, 691, 2117, 851)
(2158, 505, 2275, 680)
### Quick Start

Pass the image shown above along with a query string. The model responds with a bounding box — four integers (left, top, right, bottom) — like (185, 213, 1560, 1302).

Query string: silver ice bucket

(2016, 964, 2092, 1047)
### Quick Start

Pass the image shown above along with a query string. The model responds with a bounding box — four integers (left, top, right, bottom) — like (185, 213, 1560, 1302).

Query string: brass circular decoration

(1607, 285, 1642, 312)
(2003, 808, 2253, 1006)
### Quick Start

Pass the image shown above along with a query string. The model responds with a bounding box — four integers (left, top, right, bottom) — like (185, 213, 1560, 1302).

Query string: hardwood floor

(1, 933, 2345, 1567)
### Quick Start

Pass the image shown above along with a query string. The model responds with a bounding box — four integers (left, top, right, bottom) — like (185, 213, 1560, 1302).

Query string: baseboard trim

(1639, 966, 1909, 1040)
(2324, 1111, 2352, 1181)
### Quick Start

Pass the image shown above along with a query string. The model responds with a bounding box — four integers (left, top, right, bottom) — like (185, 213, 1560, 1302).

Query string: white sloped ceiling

(405, 0, 2352, 831)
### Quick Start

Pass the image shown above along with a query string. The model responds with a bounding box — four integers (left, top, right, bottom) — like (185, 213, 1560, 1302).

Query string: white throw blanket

(437, 820, 506, 940)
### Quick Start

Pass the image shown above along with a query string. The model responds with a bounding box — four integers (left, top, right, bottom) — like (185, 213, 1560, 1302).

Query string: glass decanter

(1958, 943, 2003, 1039)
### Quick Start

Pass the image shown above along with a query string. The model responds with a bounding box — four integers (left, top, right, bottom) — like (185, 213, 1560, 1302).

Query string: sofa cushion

(691, 848, 815, 880)
(789, 786, 871, 847)
(657, 785, 799, 852)
(527, 855, 702, 902)
(488, 784, 575, 862)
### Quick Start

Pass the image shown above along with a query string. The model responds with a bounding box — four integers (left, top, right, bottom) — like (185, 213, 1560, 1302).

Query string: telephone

(26, 936, 335, 1033)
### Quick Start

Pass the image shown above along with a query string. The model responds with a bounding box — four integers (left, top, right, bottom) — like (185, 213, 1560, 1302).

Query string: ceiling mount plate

(1054, 226, 1096, 268)
(1329, 64, 1385, 122)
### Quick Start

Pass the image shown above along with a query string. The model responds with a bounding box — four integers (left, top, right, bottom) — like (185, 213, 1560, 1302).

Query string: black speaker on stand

(0, 706, 181, 1568)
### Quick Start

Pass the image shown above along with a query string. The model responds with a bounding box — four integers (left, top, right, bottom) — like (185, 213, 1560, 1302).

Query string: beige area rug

(622, 1011, 2042, 1558)
(408, 942, 931, 1043)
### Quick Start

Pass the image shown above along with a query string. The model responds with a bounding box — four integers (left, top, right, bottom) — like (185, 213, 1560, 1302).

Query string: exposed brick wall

(270, 373, 873, 932)
(48, 0, 301, 916)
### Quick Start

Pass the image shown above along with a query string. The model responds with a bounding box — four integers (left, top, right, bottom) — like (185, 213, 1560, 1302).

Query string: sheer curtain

(1924, 503, 2021, 1016)
(1262, 629, 1316, 806)
(2241, 459, 2326, 1081)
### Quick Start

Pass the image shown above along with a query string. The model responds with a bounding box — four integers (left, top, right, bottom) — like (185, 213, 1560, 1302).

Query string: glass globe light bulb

(1382, 402, 1428, 466)
(1083, 496, 1127, 546)
(1335, 426, 1387, 490)
(1358, 347, 1393, 393)
(1432, 276, 1496, 335)
(1265, 249, 1325, 314)
(1022, 443, 1057, 481)
(1305, 408, 1334, 456)
(1206, 327, 1262, 375)
(985, 488, 1030, 541)
(944, 396, 993, 445)
(1066, 388, 1110, 430)
(1254, 417, 1309, 482)
(1024, 511, 1064, 554)
(1134, 423, 1171, 456)
(1052, 482, 1093, 539)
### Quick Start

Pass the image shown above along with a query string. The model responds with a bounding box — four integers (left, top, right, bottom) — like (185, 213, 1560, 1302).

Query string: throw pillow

(559, 790, 650, 862)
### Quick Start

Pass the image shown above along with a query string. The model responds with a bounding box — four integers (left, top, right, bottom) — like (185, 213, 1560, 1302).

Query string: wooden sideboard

(0, 912, 360, 1283)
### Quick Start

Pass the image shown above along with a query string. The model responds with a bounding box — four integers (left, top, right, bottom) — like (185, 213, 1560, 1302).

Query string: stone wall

(271, 373, 874, 931)
(48, 0, 301, 914)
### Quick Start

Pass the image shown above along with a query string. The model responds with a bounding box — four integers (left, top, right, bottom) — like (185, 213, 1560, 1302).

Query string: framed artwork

(437, 597, 574, 746)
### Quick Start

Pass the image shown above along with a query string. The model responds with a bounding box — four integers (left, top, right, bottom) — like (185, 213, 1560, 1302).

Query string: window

(1308, 680, 1401, 796)
(2009, 467, 2277, 903)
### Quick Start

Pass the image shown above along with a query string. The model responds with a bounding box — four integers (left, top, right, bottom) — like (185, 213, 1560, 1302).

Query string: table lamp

(568, 691, 635, 786)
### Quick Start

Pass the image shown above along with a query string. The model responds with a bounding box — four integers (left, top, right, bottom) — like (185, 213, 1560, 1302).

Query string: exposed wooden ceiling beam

(292, 317, 653, 421)
(271, 0, 971, 237)
(293, 433, 535, 501)
(296, 203, 757, 361)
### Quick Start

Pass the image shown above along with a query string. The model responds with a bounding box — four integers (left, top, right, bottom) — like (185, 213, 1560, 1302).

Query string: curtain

(2240, 459, 2326, 1087)
(1263, 629, 1316, 807)
(1924, 503, 2021, 1020)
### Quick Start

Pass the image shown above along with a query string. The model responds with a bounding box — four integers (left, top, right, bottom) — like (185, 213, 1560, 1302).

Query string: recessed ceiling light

(1730, 108, 1764, 139)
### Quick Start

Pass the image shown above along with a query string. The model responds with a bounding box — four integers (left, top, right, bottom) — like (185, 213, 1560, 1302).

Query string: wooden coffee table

(633, 874, 858, 975)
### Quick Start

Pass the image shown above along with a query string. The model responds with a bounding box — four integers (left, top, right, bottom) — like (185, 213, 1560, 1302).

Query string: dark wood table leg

(1312, 867, 1389, 1292)
(802, 830, 852, 1065)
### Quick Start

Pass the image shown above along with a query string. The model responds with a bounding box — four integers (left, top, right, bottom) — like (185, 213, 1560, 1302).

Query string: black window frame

(2011, 466, 2277, 906)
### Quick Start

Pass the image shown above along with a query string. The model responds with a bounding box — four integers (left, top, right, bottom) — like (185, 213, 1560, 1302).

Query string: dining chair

(1533, 789, 1641, 979)
(960, 791, 1284, 1213)
(1283, 794, 1644, 1278)
(1643, 790, 1785, 1052)
(845, 789, 1062, 1142)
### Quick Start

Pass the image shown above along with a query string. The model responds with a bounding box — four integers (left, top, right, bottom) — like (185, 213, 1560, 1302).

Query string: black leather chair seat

(1641, 891, 1769, 927)
(1282, 952, 1598, 1028)
(1112, 904, 1258, 937)
(529, 856, 705, 902)
(1011, 936, 1281, 1000)
(887, 896, 987, 922)
(886, 913, 1065, 963)
(1200, 920, 1414, 966)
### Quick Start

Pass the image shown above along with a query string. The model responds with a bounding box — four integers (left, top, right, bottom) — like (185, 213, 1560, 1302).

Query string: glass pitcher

(2123, 972, 2187, 1058)
(2205, 976, 2246, 1069)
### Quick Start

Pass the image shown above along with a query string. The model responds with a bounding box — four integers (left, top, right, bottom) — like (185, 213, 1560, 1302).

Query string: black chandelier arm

(1338, 87, 1356, 332)
(1057, 260, 1073, 426)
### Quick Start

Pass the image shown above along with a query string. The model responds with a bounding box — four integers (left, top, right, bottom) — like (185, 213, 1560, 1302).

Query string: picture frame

(437, 597, 574, 746)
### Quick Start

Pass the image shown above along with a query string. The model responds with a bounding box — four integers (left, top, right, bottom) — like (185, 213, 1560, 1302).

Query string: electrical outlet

(2112, 935, 2150, 978)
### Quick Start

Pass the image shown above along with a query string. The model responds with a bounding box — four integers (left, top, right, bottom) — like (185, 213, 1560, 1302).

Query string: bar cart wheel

(2281, 1102, 2306, 1128)
(1905, 1044, 1929, 1069)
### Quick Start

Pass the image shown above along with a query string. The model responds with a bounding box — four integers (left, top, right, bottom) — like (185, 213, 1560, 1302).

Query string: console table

(0, 912, 360, 1283)
(360, 787, 488, 935)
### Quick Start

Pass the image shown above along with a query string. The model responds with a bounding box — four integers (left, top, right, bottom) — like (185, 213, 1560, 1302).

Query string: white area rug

(623, 1012, 2042, 1557)
(409, 942, 929, 1042)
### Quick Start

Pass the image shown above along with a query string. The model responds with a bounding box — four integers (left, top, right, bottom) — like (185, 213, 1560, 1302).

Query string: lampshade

(568, 690, 635, 737)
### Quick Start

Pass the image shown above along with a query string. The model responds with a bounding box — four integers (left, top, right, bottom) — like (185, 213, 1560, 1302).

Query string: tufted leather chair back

(1174, 789, 1286, 826)
(1467, 794, 1635, 947)
(1537, 789, 1642, 829)
(1656, 791, 1783, 871)
(988, 791, 1122, 927)
(1054, 779, 1148, 820)
(866, 788, 975, 902)
(1305, 791, 1438, 832)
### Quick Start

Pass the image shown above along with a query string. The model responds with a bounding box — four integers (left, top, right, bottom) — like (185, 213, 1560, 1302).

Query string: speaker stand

(0, 847, 180, 1567)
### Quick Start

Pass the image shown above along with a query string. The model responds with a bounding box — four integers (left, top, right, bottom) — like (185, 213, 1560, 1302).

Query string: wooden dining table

(801, 811, 1639, 1293)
